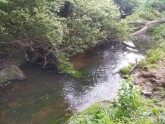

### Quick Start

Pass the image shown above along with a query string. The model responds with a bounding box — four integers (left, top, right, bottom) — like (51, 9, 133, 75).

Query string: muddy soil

(133, 59, 165, 105)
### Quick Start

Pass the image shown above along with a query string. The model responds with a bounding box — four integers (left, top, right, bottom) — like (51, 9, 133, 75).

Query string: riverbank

(0, 39, 119, 85)
(68, 56, 165, 123)
(0, 40, 27, 85)
(67, 22, 165, 124)
(134, 59, 165, 99)
(0, 0, 131, 80)
(0, 40, 146, 124)
(67, 53, 165, 124)
(68, 78, 165, 124)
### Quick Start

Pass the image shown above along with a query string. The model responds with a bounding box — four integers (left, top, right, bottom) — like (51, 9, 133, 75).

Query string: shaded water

(0, 41, 151, 124)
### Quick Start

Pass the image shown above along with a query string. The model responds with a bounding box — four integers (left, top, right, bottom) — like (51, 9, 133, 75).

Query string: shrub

(0, 0, 130, 59)
(119, 65, 133, 75)
(68, 78, 165, 124)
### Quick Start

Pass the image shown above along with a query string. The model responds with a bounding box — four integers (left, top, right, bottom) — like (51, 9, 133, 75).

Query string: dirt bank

(133, 59, 165, 105)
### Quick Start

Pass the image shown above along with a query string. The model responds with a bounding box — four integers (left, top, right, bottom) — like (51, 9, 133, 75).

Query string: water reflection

(0, 41, 145, 123)
(0, 69, 70, 124)
(63, 41, 144, 112)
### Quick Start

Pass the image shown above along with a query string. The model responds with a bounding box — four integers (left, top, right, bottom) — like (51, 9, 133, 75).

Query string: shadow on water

(0, 41, 152, 124)
(0, 65, 72, 124)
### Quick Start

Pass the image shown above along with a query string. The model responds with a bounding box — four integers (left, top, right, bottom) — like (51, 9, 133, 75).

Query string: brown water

(0, 41, 152, 124)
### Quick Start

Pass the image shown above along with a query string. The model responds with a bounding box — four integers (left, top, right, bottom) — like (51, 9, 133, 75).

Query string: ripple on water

(63, 41, 144, 112)
(0, 41, 146, 123)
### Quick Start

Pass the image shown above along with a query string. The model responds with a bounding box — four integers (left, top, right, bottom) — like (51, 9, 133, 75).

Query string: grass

(58, 53, 84, 78)
(120, 22, 165, 71)
(119, 64, 133, 75)
(139, 23, 165, 69)
(139, 48, 165, 69)
(68, 11, 165, 124)
(58, 63, 84, 78)
(68, 77, 165, 124)
(119, 47, 164, 75)
(68, 17, 165, 124)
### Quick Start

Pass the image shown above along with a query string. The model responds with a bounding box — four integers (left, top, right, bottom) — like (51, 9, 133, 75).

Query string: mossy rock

(0, 65, 25, 85)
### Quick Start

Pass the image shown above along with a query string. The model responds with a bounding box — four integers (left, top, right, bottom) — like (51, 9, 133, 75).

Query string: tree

(129, 18, 165, 36)
(0, 0, 130, 69)
(146, 0, 165, 12)
(114, 0, 138, 18)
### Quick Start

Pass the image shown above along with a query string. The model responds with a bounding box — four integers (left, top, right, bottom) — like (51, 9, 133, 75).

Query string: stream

(0, 40, 154, 124)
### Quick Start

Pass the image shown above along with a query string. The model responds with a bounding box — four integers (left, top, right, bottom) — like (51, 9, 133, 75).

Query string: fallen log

(129, 18, 165, 36)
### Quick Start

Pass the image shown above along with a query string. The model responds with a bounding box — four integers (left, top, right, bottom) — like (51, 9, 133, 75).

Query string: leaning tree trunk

(128, 18, 165, 36)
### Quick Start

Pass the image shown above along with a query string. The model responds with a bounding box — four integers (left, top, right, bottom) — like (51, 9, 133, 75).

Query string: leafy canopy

(0, 0, 130, 58)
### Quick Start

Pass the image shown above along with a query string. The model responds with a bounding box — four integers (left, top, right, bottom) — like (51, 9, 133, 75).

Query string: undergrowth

(58, 63, 83, 78)
(68, 77, 165, 124)
(119, 64, 133, 75)
(139, 23, 165, 69)
(122, 15, 165, 71)
(139, 48, 165, 69)
(58, 53, 84, 78)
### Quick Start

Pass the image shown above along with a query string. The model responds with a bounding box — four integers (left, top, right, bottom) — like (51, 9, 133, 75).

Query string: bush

(0, 0, 131, 59)
(146, 0, 165, 12)
(114, 0, 139, 16)
(68, 78, 165, 124)
(119, 65, 133, 75)
(58, 63, 83, 78)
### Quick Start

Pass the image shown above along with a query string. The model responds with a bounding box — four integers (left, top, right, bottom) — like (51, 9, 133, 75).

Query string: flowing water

(0, 41, 154, 124)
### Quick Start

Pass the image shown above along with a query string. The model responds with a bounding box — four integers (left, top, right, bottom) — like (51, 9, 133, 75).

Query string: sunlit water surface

(0, 41, 152, 124)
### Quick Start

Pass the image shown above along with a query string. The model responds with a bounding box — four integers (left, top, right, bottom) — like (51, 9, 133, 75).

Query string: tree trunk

(128, 18, 165, 36)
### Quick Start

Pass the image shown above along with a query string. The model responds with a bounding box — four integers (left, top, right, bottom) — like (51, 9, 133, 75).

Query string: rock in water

(0, 65, 26, 85)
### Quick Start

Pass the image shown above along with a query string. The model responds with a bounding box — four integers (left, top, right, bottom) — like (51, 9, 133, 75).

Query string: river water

(0, 40, 153, 124)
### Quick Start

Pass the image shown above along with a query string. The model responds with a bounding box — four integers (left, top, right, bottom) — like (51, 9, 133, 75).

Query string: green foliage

(0, 0, 64, 42)
(68, 78, 165, 124)
(114, 0, 139, 16)
(125, 3, 165, 70)
(139, 21, 165, 69)
(126, 9, 159, 22)
(0, 0, 130, 59)
(58, 53, 84, 78)
(148, 24, 165, 45)
(119, 65, 133, 75)
(125, 0, 165, 21)
(61, 0, 130, 57)
(104, 20, 131, 40)
(145, 0, 165, 12)
(58, 63, 83, 78)
(115, 78, 141, 115)
(126, 0, 165, 21)
(140, 49, 165, 69)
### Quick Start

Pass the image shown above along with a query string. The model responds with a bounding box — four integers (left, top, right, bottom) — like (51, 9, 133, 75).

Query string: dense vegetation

(121, 0, 165, 71)
(1, 0, 164, 71)
(68, 0, 165, 124)
(69, 78, 165, 124)
(114, 0, 139, 17)
(0, 0, 165, 123)
(0, 0, 130, 71)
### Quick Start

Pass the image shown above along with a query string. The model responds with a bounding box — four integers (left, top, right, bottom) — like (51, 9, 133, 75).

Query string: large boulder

(0, 65, 25, 85)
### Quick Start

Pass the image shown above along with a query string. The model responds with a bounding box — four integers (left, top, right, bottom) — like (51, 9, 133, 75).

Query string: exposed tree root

(24, 40, 61, 70)
(0, 40, 61, 70)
